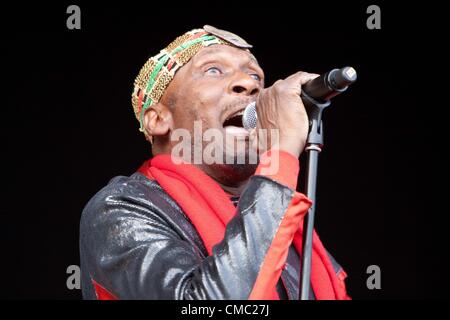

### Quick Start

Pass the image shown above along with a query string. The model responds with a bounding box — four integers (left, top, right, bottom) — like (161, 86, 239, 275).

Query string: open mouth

(223, 111, 244, 128)
(222, 110, 249, 137)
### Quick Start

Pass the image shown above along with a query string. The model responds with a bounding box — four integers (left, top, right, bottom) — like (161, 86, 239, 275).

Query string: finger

(299, 73, 320, 85)
(286, 71, 320, 86)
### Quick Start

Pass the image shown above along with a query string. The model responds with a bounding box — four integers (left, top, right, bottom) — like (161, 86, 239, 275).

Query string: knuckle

(293, 71, 308, 80)
(273, 80, 284, 89)
(273, 80, 289, 93)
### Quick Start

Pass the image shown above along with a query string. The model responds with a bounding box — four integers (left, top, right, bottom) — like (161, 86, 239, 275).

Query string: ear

(142, 102, 173, 139)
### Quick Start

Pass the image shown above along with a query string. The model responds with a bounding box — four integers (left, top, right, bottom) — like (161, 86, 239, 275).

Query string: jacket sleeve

(79, 150, 311, 300)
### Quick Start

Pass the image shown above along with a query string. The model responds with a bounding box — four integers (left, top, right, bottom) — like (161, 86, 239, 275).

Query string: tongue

(224, 126, 249, 136)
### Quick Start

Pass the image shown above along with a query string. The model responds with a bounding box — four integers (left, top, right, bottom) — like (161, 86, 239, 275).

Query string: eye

(250, 73, 261, 81)
(205, 67, 222, 75)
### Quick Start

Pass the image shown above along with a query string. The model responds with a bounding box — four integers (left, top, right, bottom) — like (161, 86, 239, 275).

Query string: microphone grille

(242, 101, 257, 130)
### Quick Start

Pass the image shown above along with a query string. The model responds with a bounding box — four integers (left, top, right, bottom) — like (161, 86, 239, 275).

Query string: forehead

(192, 45, 259, 64)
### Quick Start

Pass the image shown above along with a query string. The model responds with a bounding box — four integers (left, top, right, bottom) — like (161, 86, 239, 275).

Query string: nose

(228, 72, 260, 97)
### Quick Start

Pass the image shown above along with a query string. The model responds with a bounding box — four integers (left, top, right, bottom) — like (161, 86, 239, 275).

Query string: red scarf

(138, 154, 349, 300)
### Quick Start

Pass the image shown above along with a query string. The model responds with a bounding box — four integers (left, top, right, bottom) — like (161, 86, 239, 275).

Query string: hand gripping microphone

(242, 66, 357, 130)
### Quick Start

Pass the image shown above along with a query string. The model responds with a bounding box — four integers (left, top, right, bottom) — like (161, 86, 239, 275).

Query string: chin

(206, 159, 258, 187)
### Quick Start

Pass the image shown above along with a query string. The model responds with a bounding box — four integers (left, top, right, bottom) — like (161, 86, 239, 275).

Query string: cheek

(194, 80, 226, 106)
(192, 90, 214, 111)
(172, 109, 197, 132)
(190, 84, 226, 122)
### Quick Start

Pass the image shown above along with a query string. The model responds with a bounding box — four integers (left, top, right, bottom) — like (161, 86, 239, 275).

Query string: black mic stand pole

(299, 93, 330, 300)
(291, 66, 356, 299)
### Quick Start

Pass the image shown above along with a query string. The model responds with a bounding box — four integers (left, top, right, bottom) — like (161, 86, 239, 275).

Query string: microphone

(242, 66, 357, 130)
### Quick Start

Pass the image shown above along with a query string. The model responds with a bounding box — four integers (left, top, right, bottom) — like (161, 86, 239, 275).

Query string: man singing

(79, 25, 350, 300)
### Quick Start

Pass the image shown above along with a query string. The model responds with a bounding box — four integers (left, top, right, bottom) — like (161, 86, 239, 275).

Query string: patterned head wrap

(131, 25, 253, 139)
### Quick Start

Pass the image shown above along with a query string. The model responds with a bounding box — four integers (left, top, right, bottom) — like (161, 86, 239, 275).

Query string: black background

(1, 1, 444, 300)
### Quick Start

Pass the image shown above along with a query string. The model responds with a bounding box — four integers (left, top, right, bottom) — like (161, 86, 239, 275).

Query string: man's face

(161, 44, 264, 187)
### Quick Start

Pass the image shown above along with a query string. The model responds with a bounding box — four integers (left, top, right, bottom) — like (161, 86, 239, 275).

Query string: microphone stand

(299, 93, 330, 300)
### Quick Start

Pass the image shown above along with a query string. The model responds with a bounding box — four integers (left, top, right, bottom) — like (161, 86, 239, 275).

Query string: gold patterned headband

(131, 25, 253, 139)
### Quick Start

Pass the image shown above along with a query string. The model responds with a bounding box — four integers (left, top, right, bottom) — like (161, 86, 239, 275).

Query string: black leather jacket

(79, 172, 344, 300)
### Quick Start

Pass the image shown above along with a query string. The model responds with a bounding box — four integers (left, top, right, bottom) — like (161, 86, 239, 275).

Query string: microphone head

(330, 66, 357, 90)
(242, 101, 257, 130)
(342, 66, 357, 82)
